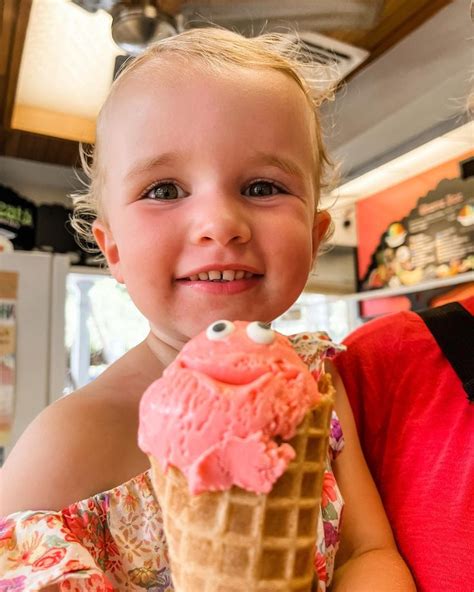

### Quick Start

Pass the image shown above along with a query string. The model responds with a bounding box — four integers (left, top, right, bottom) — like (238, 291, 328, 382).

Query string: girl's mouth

(176, 271, 263, 294)
(184, 269, 257, 282)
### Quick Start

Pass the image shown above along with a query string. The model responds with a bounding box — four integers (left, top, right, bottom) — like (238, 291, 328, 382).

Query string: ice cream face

(138, 320, 321, 495)
(181, 320, 303, 385)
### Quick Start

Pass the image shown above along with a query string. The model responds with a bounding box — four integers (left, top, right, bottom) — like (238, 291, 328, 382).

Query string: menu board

(361, 177, 474, 290)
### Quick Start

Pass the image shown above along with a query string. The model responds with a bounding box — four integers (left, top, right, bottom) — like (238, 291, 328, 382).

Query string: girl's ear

(92, 220, 124, 284)
(311, 209, 332, 262)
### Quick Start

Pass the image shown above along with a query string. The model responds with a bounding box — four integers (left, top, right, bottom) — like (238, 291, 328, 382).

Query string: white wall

(307, 246, 357, 293)
(0, 156, 83, 206)
(323, 0, 473, 179)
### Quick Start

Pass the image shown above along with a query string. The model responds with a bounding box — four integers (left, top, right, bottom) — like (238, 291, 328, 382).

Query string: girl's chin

(182, 310, 282, 336)
(148, 299, 295, 343)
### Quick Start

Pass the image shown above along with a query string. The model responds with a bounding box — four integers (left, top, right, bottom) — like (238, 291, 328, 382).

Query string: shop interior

(0, 0, 472, 458)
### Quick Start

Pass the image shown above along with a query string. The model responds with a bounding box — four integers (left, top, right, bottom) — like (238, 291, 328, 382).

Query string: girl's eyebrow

(125, 151, 306, 182)
(247, 152, 306, 180)
(125, 152, 181, 181)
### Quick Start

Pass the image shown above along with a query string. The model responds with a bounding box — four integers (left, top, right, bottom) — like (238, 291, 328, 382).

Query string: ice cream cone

(149, 373, 334, 592)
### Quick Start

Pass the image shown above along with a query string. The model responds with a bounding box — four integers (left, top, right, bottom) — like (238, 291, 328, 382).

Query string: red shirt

(334, 297, 474, 591)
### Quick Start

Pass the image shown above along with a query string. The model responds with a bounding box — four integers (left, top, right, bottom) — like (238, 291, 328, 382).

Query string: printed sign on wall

(361, 177, 474, 291)
(0, 271, 18, 465)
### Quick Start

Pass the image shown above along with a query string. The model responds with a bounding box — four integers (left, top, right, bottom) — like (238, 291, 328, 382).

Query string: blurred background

(0, 0, 472, 462)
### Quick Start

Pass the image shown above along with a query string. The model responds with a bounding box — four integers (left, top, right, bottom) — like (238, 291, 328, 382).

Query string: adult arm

(328, 363, 415, 591)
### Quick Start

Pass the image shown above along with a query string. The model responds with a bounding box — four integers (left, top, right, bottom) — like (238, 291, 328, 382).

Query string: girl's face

(94, 60, 330, 344)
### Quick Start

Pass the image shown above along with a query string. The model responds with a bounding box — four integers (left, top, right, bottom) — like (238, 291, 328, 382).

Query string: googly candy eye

(246, 321, 275, 344)
(206, 320, 236, 341)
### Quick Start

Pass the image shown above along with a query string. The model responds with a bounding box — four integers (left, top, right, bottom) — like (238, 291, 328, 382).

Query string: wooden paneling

(328, 0, 453, 64)
(0, 0, 17, 119)
(12, 105, 96, 144)
(2, 128, 80, 166)
(0, 0, 31, 128)
(0, 0, 455, 167)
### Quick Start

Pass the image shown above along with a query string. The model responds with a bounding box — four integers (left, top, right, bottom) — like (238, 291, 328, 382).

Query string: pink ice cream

(138, 320, 321, 495)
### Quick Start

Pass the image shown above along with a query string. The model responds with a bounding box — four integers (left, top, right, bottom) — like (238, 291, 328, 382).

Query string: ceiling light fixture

(71, 0, 180, 55)
(111, 3, 178, 55)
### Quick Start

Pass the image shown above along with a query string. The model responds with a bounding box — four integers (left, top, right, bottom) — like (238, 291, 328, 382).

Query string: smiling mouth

(181, 270, 261, 282)
(180, 360, 267, 385)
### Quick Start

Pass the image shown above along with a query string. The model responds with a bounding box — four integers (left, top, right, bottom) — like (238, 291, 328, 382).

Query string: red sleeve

(333, 311, 411, 462)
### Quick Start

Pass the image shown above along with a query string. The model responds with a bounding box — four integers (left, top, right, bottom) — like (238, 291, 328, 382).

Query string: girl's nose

(189, 195, 252, 246)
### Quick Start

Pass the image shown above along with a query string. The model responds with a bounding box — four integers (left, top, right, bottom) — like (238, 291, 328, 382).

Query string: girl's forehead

(103, 59, 313, 131)
(98, 60, 317, 180)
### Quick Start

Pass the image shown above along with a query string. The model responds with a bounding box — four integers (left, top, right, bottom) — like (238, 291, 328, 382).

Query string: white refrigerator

(0, 251, 70, 463)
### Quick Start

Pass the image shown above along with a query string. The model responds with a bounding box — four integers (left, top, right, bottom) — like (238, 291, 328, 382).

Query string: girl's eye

(246, 321, 275, 344)
(244, 181, 283, 198)
(206, 320, 235, 341)
(144, 182, 184, 201)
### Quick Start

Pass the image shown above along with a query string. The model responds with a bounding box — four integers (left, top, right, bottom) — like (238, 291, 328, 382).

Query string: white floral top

(0, 332, 345, 592)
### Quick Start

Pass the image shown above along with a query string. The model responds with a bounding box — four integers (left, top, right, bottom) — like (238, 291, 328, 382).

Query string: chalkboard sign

(361, 177, 474, 291)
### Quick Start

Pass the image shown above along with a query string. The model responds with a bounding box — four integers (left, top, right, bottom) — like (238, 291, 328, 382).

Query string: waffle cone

(150, 372, 335, 592)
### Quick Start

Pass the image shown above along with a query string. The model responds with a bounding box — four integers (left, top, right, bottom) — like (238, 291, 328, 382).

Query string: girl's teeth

(188, 270, 255, 281)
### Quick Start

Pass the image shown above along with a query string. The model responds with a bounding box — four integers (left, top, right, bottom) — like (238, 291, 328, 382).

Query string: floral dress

(0, 332, 345, 592)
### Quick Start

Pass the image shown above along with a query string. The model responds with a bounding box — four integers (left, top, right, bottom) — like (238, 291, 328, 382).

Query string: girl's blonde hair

(71, 27, 336, 254)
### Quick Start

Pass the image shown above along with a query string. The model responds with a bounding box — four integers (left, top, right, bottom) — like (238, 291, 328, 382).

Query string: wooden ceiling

(0, 0, 453, 168)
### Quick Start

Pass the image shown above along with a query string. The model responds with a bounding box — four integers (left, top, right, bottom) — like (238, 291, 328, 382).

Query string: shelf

(302, 271, 474, 303)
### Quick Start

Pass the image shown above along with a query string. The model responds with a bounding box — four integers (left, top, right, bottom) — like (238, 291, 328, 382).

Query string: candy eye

(206, 320, 235, 341)
(246, 321, 275, 344)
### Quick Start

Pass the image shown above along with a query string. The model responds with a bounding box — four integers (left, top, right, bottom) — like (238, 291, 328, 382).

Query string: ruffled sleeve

(288, 330, 346, 377)
(0, 511, 113, 591)
(289, 330, 346, 460)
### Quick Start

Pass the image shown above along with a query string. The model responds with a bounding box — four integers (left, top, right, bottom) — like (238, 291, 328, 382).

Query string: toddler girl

(0, 28, 414, 591)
